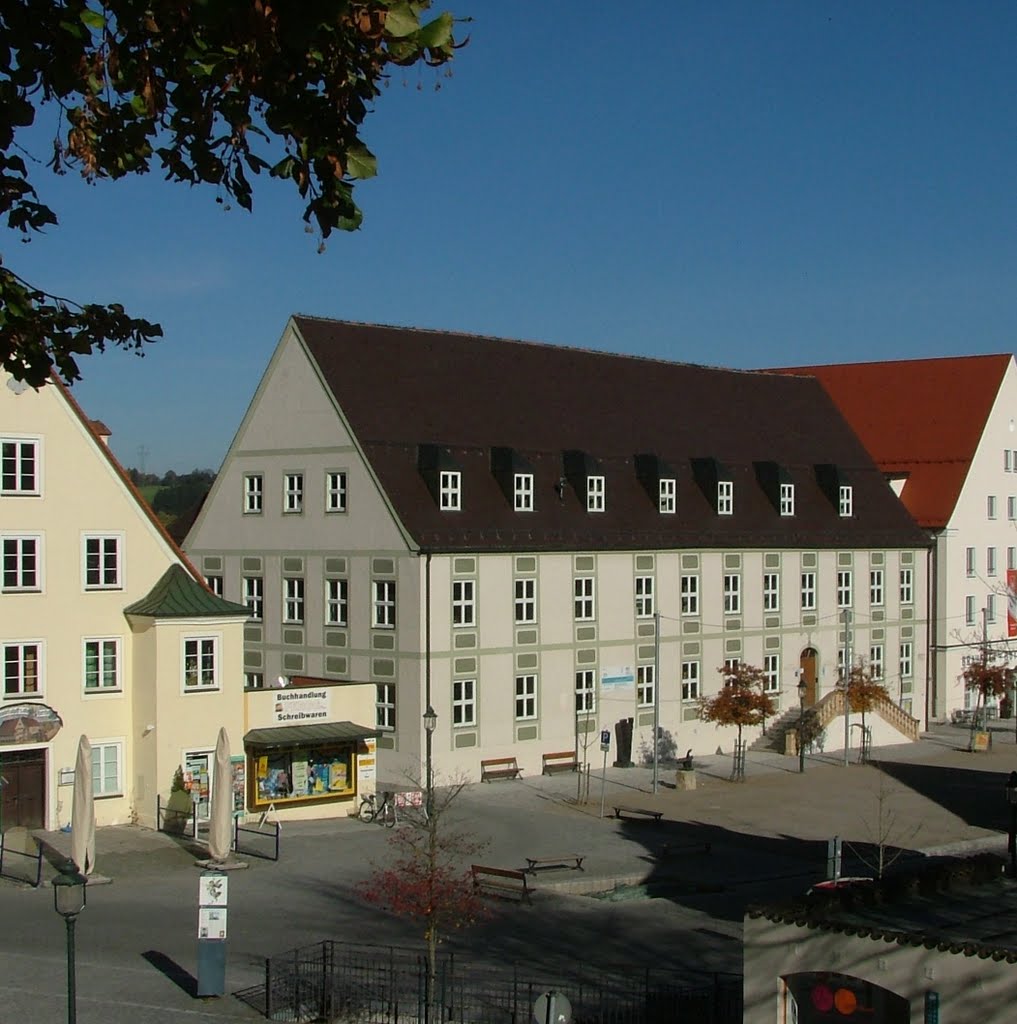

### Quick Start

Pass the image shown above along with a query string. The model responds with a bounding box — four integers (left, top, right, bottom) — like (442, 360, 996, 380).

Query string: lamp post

(53, 864, 87, 1024)
(797, 678, 808, 774)
(423, 705, 437, 819)
(1006, 771, 1017, 878)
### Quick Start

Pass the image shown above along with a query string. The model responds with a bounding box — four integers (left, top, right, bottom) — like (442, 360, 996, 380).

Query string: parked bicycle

(358, 790, 396, 827)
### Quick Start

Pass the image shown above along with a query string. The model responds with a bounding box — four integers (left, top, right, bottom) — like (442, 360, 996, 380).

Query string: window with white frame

(717, 480, 733, 515)
(869, 569, 884, 606)
(91, 741, 123, 797)
(514, 473, 534, 512)
(635, 576, 654, 618)
(283, 577, 305, 623)
(1010, 548, 1017, 572)
(869, 645, 884, 679)
(779, 483, 795, 517)
(837, 648, 847, 680)
(83, 638, 120, 691)
(4, 641, 41, 696)
(659, 478, 676, 514)
(452, 579, 476, 627)
(376, 683, 396, 730)
(245, 673, 264, 689)
(801, 571, 817, 610)
(965, 595, 976, 626)
(1008, 450, 1013, 472)
(681, 660, 700, 701)
(205, 575, 223, 597)
(764, 654, 780, 692)
(243, 473, 263, 514)
(514, 578, 536, 624)
(899, 642, 913, 680)
(243, 576, 263, 620)
(325, 578, 348, 626)
(373, 579, 396, 629)
(839, 485, 853, 517)
(183, 636, 218, 690)
(1009, 496, 1017, 522)
(1, 438, 39, 495)
(724, 657, 741, 675)
(681, 574, 699, 616)
(837, 570, 853, 608)
(988, 547, 998, 577)
(2, 535, 40, 591)
(723, 573, 741, 614)
(966, 547, 976, 577)
(515, 674, 537, 720)
(899, 568, 913, 604)
(574, 577, 595, 620)
(452, 678, 476, 726)
(987, 593, 997, 623)
(439, 471, 461, 511)
(587, 475, 605, 512)
(284, 473, 304, 513)
(83, 535, 121, 589)
(575, 669, 596, 713)
(637, 665, 655, 707)
(988, 495, 998, 520)
(326, 471, 348, 513)
(763, 573, 780, 612)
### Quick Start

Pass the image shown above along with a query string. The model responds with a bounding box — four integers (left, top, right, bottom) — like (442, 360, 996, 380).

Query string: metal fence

(0, 831, 43, 886)
(251, 941, 742, 1024)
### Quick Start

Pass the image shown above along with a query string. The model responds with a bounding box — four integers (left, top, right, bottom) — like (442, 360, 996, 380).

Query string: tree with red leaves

(699, 663, 776, 780)
(963, 659, 1012, 750)
(845, 665, 890, 763)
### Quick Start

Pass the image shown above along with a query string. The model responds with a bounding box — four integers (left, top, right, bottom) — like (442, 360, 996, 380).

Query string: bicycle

(357, 790, 396, 827)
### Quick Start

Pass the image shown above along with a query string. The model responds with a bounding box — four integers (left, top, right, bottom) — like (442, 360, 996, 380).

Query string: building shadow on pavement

(142, 949, 198, 998)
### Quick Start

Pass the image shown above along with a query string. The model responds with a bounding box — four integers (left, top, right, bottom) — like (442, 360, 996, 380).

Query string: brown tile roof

(293, 317, 929, 553)
(768, 354, 1012, 529)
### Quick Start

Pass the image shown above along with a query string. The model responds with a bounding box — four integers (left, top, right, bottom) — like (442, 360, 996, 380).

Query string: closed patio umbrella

(208, 727, 233, 863)
(70, 734, 95, 876)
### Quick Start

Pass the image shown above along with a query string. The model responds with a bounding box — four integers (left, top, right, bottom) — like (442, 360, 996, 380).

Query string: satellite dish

(6, 377, 29, 395)
(276, 676, 288, 688)
(533, 991, 572, 1024)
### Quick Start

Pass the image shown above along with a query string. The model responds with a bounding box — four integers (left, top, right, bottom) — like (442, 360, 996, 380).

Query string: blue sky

(13, 1, 1017, 472)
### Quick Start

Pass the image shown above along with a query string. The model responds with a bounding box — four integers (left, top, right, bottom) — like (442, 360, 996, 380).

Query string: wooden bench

(525, 854, 585, 874)
(480, 756, 521, 782)
(613, 805, 663, 823)
(541, 750, 580, 774)
(471, 864, 531, 902)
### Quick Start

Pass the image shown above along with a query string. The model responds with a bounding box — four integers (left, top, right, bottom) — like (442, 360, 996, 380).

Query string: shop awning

(243, 721, 380, 751)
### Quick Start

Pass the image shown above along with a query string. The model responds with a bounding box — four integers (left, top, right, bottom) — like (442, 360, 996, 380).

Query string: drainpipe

(424, 551, 432, 770)
(926, 537, 936, 730)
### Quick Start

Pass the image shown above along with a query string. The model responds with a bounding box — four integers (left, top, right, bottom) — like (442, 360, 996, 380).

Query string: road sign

(600, 729, 610, 752)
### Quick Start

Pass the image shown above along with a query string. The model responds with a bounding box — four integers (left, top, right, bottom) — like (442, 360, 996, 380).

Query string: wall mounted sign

(0, 703, 62, 745)
(272, 688, 331, 724)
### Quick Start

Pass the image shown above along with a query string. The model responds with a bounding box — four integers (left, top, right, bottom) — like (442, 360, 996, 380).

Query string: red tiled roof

(768, 354, 1012, 529)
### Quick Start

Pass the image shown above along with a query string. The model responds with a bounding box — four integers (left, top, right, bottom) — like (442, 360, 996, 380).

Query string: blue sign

(600, 730, 611, 751)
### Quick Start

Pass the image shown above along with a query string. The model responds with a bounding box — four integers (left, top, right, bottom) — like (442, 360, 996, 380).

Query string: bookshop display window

(252, 745, 355, 806)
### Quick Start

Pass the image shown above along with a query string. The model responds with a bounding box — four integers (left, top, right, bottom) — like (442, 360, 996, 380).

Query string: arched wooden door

(799, 648, 818, 706)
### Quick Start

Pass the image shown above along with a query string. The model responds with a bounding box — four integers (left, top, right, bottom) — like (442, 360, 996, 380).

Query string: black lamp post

(797, 679, 808, 774)
(53, 864, 87, 1024)
(423, 705, 437, 819)
(1006, 771, 1017, 878)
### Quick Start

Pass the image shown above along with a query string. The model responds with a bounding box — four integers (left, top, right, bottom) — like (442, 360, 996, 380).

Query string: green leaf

(417, 12, 453, 49)
(80, 9, 105, 31)
(345, 142, 376, 180)
(384, 3, 421, 38)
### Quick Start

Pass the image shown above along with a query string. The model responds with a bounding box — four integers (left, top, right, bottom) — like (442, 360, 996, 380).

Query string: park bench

(480, 756, 521, 782)
(613, 805, 663, 823)
(524, 854, 585, 874)
(542, 750, 580, 774)
(471, 864, 532, 902)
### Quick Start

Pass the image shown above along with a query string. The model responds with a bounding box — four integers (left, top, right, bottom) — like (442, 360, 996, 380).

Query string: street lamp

(797, 678, 808, 774)
(1006, 771, 1017, 878)
(53, 864, 87, 1024)
(423, 704, 437, 819)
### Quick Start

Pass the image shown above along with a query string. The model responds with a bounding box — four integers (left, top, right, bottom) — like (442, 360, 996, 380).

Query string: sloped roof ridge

(770, 351, 1012, 373)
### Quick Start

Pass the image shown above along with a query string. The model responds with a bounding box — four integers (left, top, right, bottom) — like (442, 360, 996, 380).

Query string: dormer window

(839, 485, 853, 518)
(587, 475, 605, 512)
(514, 473, 534, 511)
(659, 478, 676, 514)
(717, 480, 733, 515)
(439, 471, 461, 511)
(779, 482, 795, 517)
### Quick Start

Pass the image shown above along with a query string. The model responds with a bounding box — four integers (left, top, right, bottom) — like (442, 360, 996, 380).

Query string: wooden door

(0, 750, 46, 831)
(799, 648, 818, 707)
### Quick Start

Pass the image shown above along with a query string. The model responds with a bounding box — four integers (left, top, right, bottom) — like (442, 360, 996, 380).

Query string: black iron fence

(0, 831, 43, 886)
(235, 817, 281, 861)
(156, 794, 197, 838)
(250, 941, 742, 1024)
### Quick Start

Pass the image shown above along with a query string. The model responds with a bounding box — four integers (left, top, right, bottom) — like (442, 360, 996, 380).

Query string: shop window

(253, 746, 355, 806)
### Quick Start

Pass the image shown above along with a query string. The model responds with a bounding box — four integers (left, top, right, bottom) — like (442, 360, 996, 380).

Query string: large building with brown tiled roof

(185, 317, 931, 781)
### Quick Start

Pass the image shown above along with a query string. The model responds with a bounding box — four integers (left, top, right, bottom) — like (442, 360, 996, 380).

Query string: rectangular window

(514, 578, 536, 624)
(1009, 496, 1017, 522)
(637, 665, 655, 708)
(659, 478, 676, 514)
(243, 576, 263, 620)
(515, 674, 537, 720)
(243, 473, 263, 514)
(724, 657, 741, 675)
(635, 576, 654, 618)
(987, 593, 997, 623)
(91, 741, 123, 797)
(723, 573, 741, 614)
(373, 579, 396, 629)
(1010, 548, 1017, 572)
(966, 547, 976, 577)
(452, 579, 476, 627)
(84, 535, 121, 589)
(2, 536, 40, 591)
(284, 473, 304, 513)
(681, 661, 700, 701)
(899, 642, 913, 680)
(452, 678, 476, 726)
(205, 575, 223, 597)
(83, 638, 120, 691)
(837, 570, 853, 608)
(680, 574, 699, 616)
(779, 483, 795, 517)
(988, 495, 998, 520)
(717, 480, 733, 515)
(988, 547, 998, 577)
(837, 648, 847, 680)
(4, 641, 41, 696)
(377, 683, 396, 730)
(283, 577, 304, 624)
(514, 473, 534, 512)
(966, 595, 976, 626)
(439, 471, 461, 511)
(1008, 450, 1013, 472)
(801, 571, 816, 610)
(869, 569, 884, 606)
(325, 578, 348, 626)
(587, 475, 605, 512)
(899, 568, 913, 604)
(764, 654, 780, 693)
(763, 573, 780, 612)
(575, 669, 596, 713)
(1, 439, 39, 495)
(183, 636, 218, 690)
(869, 644, 884, 679)
(839, 485, 853, 517)
(326, 471, 348, 513)
(574, 576, 595, 620)
(245, 673, 264, 689)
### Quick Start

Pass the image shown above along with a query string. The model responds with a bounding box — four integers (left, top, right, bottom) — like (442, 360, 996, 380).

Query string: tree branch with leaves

(699, 663, 776, 780)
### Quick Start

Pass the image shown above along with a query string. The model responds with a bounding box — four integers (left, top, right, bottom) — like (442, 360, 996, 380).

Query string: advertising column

(196, 871, 228, 996)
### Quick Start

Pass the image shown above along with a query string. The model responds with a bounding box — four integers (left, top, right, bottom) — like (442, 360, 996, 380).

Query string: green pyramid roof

(124, 564, 250, 619)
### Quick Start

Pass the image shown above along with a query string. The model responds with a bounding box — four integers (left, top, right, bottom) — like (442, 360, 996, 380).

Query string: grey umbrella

(70, 734, 95, 876)
(208, 727, 233, 863)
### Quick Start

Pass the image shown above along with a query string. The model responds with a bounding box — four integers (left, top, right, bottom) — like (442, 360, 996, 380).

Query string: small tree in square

(962, 660, 1012, 749)
(699, 663, 776, 780)
(845, 665, 890, 762)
